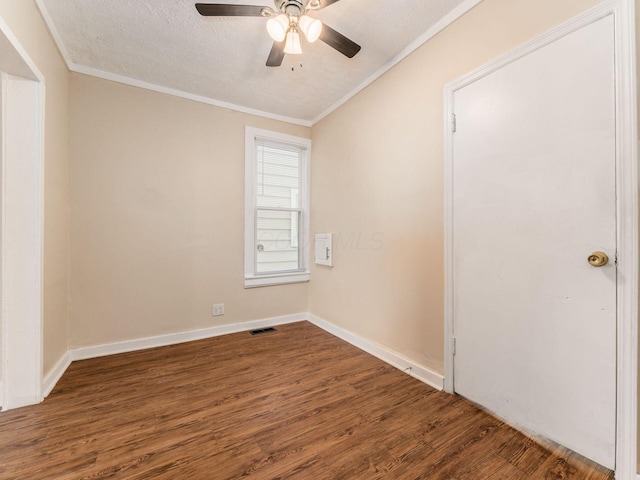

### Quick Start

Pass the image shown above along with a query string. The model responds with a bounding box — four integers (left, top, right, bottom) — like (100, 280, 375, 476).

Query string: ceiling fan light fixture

(284, 29, 303, 55)
(298, 15, 323, 43)
(266, 13, 289, 42)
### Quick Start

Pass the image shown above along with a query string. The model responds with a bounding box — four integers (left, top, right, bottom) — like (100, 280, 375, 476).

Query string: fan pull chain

(290, 62, 303, 72)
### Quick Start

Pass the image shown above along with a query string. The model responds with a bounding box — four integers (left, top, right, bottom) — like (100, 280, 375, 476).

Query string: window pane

(256, 209, 300, 273)
(256, 140, 301, 209)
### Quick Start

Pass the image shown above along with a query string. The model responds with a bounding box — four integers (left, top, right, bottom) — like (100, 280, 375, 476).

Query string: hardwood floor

(0, 322, 613, 479)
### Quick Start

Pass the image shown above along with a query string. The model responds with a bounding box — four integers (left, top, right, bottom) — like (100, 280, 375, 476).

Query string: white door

(452, 15, 616, 469)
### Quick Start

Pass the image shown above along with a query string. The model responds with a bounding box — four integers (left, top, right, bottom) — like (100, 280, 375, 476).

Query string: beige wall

(68, 74, 310, 347)
(0, 1, 69, 376)
(309, 0, 603, 375)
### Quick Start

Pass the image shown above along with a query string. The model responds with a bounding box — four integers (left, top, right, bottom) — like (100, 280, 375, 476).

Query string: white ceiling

(37, 0, 479, 125)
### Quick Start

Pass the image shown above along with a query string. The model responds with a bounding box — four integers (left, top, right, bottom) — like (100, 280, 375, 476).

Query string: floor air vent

(249, 327, 277, 336)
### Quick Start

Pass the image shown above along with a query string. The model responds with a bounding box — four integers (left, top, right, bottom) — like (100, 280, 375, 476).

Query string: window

(244, 127, 310, 288)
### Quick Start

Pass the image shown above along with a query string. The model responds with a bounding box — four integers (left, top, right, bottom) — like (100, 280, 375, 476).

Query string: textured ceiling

(38, 0, 472, 123)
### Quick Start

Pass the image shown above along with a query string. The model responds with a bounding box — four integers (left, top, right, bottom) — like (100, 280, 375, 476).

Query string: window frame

(244, 127, 311, 288)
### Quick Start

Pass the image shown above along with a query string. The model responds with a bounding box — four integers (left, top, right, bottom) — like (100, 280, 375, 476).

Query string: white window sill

(244, 271, 310, 289)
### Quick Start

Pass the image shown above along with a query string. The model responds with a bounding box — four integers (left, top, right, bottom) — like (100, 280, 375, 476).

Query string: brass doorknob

(588, 251, 608, 267)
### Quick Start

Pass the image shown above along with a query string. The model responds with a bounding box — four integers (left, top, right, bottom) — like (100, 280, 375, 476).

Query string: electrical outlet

(212, 304, 225, 316)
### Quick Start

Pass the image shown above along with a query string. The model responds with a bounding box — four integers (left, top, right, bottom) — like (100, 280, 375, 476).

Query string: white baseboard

(43, 351, 72, 398)
(308, 314, 444, 390)
(43, 312, 444, 400)
(69, 313, 308, 361)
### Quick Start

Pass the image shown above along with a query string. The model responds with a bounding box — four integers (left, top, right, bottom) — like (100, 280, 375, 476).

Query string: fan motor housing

(275, 0, 305, 15)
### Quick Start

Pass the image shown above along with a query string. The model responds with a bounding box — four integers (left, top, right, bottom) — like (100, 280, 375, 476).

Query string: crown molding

(34, 0, 483, 127)
(70, 64, 313, 127)
(310, 0, 484, 124)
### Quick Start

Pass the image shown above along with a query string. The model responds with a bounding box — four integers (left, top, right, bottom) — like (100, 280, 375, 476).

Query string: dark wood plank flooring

(0, 321, 614, 479)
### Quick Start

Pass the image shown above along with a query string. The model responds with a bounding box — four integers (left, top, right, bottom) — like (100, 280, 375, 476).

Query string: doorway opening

(0, 17, 45, 411)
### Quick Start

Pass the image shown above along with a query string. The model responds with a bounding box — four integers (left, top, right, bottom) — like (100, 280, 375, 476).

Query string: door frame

(0, 16, 45, 410)
(443, 0, 637, 477)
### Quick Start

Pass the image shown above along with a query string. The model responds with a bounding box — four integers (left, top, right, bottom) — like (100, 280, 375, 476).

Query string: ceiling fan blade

(195, 3, 271, 16)
(308, 0, 342, 10)
(266, 41, 285, 67)
(319, 25, 361, 58)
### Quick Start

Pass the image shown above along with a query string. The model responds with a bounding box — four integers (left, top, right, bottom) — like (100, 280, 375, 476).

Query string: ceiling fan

(195, 0, 361, 67)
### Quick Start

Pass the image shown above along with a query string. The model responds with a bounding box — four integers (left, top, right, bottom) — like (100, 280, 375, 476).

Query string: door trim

(0, 17, 45, 410)
(443, 1, 637, 477)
